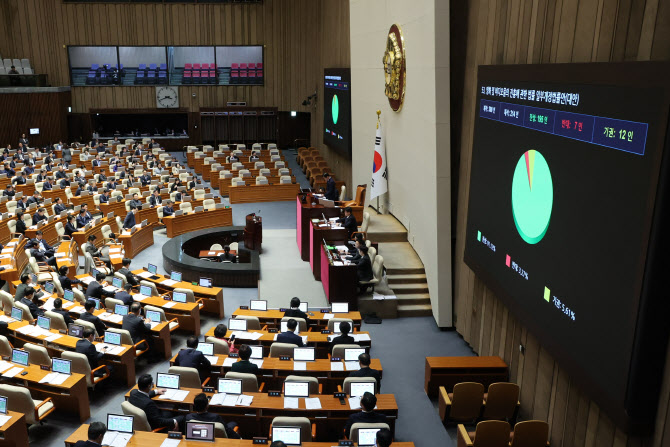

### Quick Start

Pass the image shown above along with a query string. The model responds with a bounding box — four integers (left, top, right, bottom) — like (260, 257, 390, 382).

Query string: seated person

(32, 208, 47, 225)
(85, 234, 112, 269)
(59, 265, 81, 290)
(174, 336, 211, 381)
(357, 246, 373, 283)
(29, 239, 57, 267)
(64, 215, 78, 236)
(20, 286, 44, 318)
(218, 245, 236, 263)
(330, 321, 355, 349)
(118, 258, 139, 286)
(27, 191, 42, 206)
(80, 299, 107, 336)
(42, 177, 54, 191)
(212, 323, 237, 354)
(53, 197, 67, 214)
(2, 185, 15, 197)
(51, 298, 74, 327)
(76, 209, 91, 228)
(115, 284, 134, 306)
(128, 374, 182, 431)
(376, 428, 393, 447)
(99, 189, 111, 204)
(336, 206, 358, 239)
(343, 392, 386, 438)
(162, 200, 175, 217)
(73, 421, 107, 447)
(230, 344, 259, 374)
(16, 196, 29, 211)
(129, 193, 143, 209)
(346, 239, 364, 264)
(276, 318, 304, 347)
(122, 303, 157, 358)
(349, 353, 381, 390)
(123, 207, 138, 230)
(85, 272, 115, 300)
(185, 393, 240, 439)
(14, 211, 27, 234)
(32, 230, 55, 258)
(76, 327, 113, 377)
(149, 190, 162, 207)
(283, 296, 309, 320)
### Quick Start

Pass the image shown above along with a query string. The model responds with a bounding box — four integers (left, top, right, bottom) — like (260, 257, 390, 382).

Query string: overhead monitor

(323, 68, 352, 157)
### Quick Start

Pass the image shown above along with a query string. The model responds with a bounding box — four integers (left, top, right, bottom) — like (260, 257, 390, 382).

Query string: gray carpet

(26, 150, 473, 447)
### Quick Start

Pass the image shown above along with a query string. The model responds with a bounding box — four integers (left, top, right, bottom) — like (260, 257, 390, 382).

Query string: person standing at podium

(123, 206, 138, 230)
(323, 172, 338, 201)
(336, 206, 358, 239)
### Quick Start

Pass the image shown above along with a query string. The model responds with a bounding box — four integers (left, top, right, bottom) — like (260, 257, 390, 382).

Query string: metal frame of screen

(463, 61, 670, 435)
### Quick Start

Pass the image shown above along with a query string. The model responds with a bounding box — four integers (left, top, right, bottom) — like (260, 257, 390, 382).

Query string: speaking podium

(244, 213, 262, 251)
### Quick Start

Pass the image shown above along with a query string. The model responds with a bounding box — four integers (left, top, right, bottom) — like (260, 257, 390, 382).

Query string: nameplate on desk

(268, 390, 281, 397)
(320, 309, 329, 313)
(331, 357, 341, 362)
(268, 328, 278, 333)
(239, 306, 249, 310)
(279, 355, 291, 361)
(334, 392, 346, 399)
(203, 386, 215, 393)
(339, 441, 354, 446)
(252, 438, 269, 444)
(279, 308, 287, 312)
(1, 356, 9, 361)
(163, 295, 171, 301)
(228, 353, 239, 358)
(168, 432, 183, 439)
(321, 330, 331, 334)
(59, 329, 67, 334)
(40, 365, 51, 371)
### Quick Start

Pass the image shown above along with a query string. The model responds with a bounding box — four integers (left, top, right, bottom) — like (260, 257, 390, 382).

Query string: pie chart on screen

(511, 150, 553, 244)
(332, 95, 339, 125)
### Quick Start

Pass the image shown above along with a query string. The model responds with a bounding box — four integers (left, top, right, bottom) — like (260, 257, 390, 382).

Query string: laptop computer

(115, 304, 129, 316)
(68, 324, 84, 338)
(145, 310, 161, 325)
(331, 302, 349, 313)
(250, 300, 267, 311)
(10, 306, 23, 322)
(52, 358, 72, 375)
(139, 285, 153, 297)
(293, 347, 315, 362)
(185, 421, 215, 442)
(272, 426, 302, 446)
(199, 277, 212, 288)
(112, 277, 123, 289)
(37, 315, 51, 331)
(280, 321, 299, 334)
(284, 381, 310, 398)
(43, 282, 55, 294)
(229, 318, 247, 331)
(250, 345, 263, 359)
(147, 264, 160, 280)
(344, 348, 366, 362)
(11, 348, 29, 367)
(358, 428, 382, 447)
(63, 289, 75, 302)
(0, 396, 7, 415)
(196, 342, 214, 356)
(349, 381, 376, 397)
(156, 373, 180, 390)
(172, 291, 187, 303)
(170, 271, 182, 282)
(107, 414, 134, 435)
(103, 331, 122, 346)
(217, 378, 242, 395)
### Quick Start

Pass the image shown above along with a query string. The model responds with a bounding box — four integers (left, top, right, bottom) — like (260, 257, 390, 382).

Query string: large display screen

(323, 68, 352, 156)
(464, 62, 670, 433)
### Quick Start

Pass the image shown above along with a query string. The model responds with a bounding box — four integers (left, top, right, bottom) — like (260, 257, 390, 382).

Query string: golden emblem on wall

(383, 23, 406, 112)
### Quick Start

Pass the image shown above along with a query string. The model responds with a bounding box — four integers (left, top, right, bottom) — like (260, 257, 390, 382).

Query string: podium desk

(424, 356, 509, 397)
(72, 217, 114, 249)
(320, 242, 358, 310)
(0, 238, 29, 295)
(55, 240, 80, 278)
(98, 200, 127, 217)
(244, 213, 262, 251)
(229, 183, 300, 204)
(119, 223, 154, 258)
(0, 411, 28, 447)
(132, 269, 224, 319)
(134, 206, 159, 226)
(310, 221, 348, 280)
(70, 194, 95, 209)
(231, 308, 363, 330)
(163, 207, 233, 238)
(296, 195, 340, 261)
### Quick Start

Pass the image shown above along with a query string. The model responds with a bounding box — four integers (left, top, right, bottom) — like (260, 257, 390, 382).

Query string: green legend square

(477, 231, 481, 242)
(544, 287, 550, 302)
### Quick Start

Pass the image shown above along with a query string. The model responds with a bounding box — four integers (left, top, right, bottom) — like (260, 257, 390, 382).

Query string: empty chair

(256, 176, 268, 185)
(225, 372, 264, 392)
(0, 335, 13, 358)
(269, 342, 296, 358)
(509, 420, 549, 447)
(203, 199, 216, 210)
(482, 382, 520, 421)
(194, 189, 206, 200)
(23, 67, 33, 74)
(121, 401, 154, 432)
(339, 185, 347, 201)
(332, 344, 361, 358)
(239, 169, 251, 178)
(0, 291, 14, 315)
(350, 423, 390, 443)
(180, 202, 193, 213)
(368, 247, 377, 266)
(206, 336, 230, 355)
(234, 315, 262, 330)
(210, 243, 223, 250)
(140, 280, 159, 296)
(23, 343, 51, 366)
(231, 177, 245, 187)
(169, 366, 207, 388)
(45, 311, 68, 332)
(275, 161, 286, 169)
(439, 382, 485, 424)
(259, 168, 271, 177)
(0, 384, 55, 425)
(21, 58, 30, 69)
(280, 175, 292, 185)
(285, 375, 321, 395)
(62, 351, 110, 389)
(105, 297, 124, 312)
(254, 161, 265, 169)
(457, 420, 511, 447)
(271, 417, 314, 443)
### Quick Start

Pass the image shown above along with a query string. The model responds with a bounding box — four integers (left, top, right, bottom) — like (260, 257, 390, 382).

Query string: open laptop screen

(358, 428, 381, 447)
(250, 345, 263, 359)
(229, 318, 247, 331)
(272, 426, 301, 446)
(331, 302, 349, 313)
(156, 373, 180, 390)
(344, 348, 366, 362)
(52, 358, 71, 375)
(218, 378, 242, 395)
(284, 381, 310, 398)
(293, 347, 315, 362)
(350, 381, 376, 397)
(196, 343, 214, 356)
(107, 414, 134, 434)
(250, 300, 267, 311)
(11, 349, 29, 366)
(104, 331, 122, 346)
(147, 264, 157, 274)
(185, 421, 215, 442)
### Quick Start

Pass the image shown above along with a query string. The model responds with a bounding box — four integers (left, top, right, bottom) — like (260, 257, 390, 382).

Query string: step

(386, 273, 427, 285)
(397, 304, 433, 317)
(395, 293, 431, 306)
(386, 267, 425, 275)
(390, 283, 430, 294)
(366, 231, 407, 243)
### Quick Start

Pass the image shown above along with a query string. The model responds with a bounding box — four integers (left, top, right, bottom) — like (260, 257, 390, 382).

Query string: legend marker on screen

(544, 287, 550, 302)
(477, 231, 482, 242)
(505, 255, 511, 267)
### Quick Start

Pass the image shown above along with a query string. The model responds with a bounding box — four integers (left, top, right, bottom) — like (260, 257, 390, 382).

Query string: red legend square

(506, 255, 511, 267)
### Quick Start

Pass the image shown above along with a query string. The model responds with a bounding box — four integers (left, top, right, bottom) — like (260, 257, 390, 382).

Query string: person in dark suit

(115, 284, 134, 306)
(15, 274, 37, 302)
(276, 318, 304, 347)
(123, 207, 137, 230)
(129, 193, 143, 210)
(73, 421, 107, 447)
(64, 215, 78, 237)
(218, 245, 236, 263)
(19, 286, 44, 318)
(149, 190, 162, 207)
(337, 207, 358, 239)
(346, 239, 363, 264)
(2, 185, 15, 197)
(85, 235, 112, 269)
(58, 266, 81, 291)
(85, 272, 114, 300)
(76, 327, 112, 376)
(77, 204, 93, 226)
(51, 298, 74, 327)
(230, 344, 259, 374)
(12, 171, 26, 185)
(122, 303, 154, 353)
(330, 321, 355, 350)
(284, 297, 309, 320)
(32, 208, 47, 225)
(162, 200, 175, 217)
(357, 246, 373, 282)
(16, 196, 29, 211)
(80, 299, 107, 336)
(128, 374, 181, 431)
(14, 211, 26, 235)
(30, 239, 57, 267)
(185, 393, 240, 438)
(323, 172, 338, 201)
(53, 197, 67, 215)
(343, 392, 387, 438)
(376, 428, 393, 447)
(175, 336, 211, 381)
(118, 258, 139, 286)
(59, 177, 71, 189)
(27, 191, 42, 206)
(98, 189, 110, 204)
(349, 353, 381, 391)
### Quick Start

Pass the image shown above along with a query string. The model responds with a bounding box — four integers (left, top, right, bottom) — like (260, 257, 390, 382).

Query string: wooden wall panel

(0, 0, 351, 190)
(0, 90, 71, 148)
(452, 1, 670, 446)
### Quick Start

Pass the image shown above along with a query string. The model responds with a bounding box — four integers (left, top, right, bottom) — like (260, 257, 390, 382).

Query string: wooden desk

(134, 207, 159, 226)
(98, 200, 127, 217)
(163, 207, 233, 238)
(70, 194, 95, 209)
(0, 411, 28, 447)
(232, 308, 363, 330)
(296, 195, 341, 261)
(72, 217, 114, 249)
(132, 269, 224, 319)
(310, 223, 348, 281)
(320, 243, 358, 310)
(0, 238, 29, 295)
(229, 183, 300, 204)
(119, 223, 154, 258)
(424, 356, 509, 397)
(25, 216, 67, 246)
(66, 425, 414, 447)
(123, 387, 397, 438)
(55, 240, 80, 278)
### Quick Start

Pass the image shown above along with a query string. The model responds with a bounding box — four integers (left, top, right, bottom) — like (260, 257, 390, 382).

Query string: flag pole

(376, 110, 381, 214)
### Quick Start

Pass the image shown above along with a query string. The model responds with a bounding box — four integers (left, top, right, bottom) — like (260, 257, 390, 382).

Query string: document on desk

(301, 336, 308, 344)
(333, 261, 344, 266)
(305, 397, 322, 410)
(109, 248, 122, 253)
(0, 315, 12, 323)
(161, 279, 179, 286)
(159, 389, 189, 402)
(323, 313, 335, 319)
(206, 355, 219, 365)
(45, 333, 62, 342)
(0, 254, 11, 259)
(39, 372, 69, 385)
(54, 252, 67, 258)
(209, 393, 227, 406)
(330, 362, 344, 371)
(345, 361, 360, 371)
(109, 254, 124, 260)
(162, 301, 177, 308)
(0, 414, 11, 427)
(62, 301, 74, 309)
(2, 367, 23, 378)
(335, 245, 349, 252)
(208, 251, 216, 255)
(221, 394, 239, 407)
(43, 297, 56, 311)
(0, 361, 13, 374)
(137, 271, 153, 279)
(70, 306, 86, 314)
(236, 395, 253, 406)
(103, 286, 118, 293)
(348, 396, 362, 410)
(160, 438, 181, 447)
(80, 276, 94, 284)
(353, 333, 371, 342)
(222, 357, 236, 367)
(132, 294, 147, 302)
(250, 359, 264, 368)
(16, 325, 37, 336)
(102, 431, 133, 447)
(107, 314, 123, 324)
(293, 361, 307, 371)
(284, 397, 299, 409)
(231, 331, 263, 340)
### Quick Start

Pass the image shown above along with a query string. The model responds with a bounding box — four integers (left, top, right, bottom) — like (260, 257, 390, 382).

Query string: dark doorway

(277, 111, 310, 149)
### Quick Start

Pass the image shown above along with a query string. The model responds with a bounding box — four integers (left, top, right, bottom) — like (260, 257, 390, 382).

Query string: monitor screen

(11, 349, 29, 366)
(112, 277, 123, 289)
(229, 318, 247, 331)
(170, 271, 182, 282)
(104, 331, 121, 345)
(217, 378, 242, 395)
(0, 396, 7, 415)
(250, 300, 267, 311)
(284, 381, 310, 398)
(344, 348, 366, 362)
(350, 381, 375, 397)
(91, 268, 100, 279)
(323, 68, 352, 157)
(293, 347, 315, 362)
(10, 307, 22, 322)
(272, 426, 302, 446)
(44, 282, 55, 294)
(196, 343, 214, 356)
(156, 373, 180, 390)
(68, 324, 83, 338)
(199, 277, 212, 288)
(107, 414, 134, 434)
(30, 273, 37, 284)
(332, 322, 342, 334)
(52, 358, 71, 375)
(29, 128, 39, 135)
(280, 321, 299, 334)
(115, 304, 129, 316)
(145, 310, 161, 323)
(250, 345, 263, 359)
(298, 302, 308, 313)
(185, 421, 215, 442)
(147, 264, 157, 274)
(37, 315, 51, 331)
(358, 428, 381, 447)
(63, 289, 74, 302)
(331, 302, 348, 313)
(139, 285, 152, 296)
(172, 292, 187, 303)
(90, 298, 101, 310)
